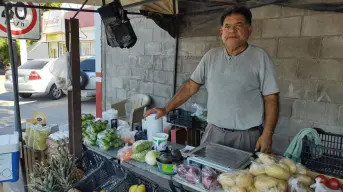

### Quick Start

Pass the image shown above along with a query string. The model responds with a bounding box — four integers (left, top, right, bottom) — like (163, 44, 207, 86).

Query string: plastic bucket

(143, 114, 163, 141)
(153, 133, 169, 151)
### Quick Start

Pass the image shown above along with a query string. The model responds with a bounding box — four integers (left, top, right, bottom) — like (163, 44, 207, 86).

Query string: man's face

(220, 14, 252, 49)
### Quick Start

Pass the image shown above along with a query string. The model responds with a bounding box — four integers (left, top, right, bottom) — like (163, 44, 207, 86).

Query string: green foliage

(0, 38, 20, 67)
(41, 2, 62, 12)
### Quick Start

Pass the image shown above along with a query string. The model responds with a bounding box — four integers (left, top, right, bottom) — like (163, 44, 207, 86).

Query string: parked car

(4, 59, 64, 100)
(80, 57, 96, 97)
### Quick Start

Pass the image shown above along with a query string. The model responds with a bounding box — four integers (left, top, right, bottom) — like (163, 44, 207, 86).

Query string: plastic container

(167, 108, 207, 130)
(153, 133, 169, 151)
(156, 159, 179, 175)
(143, 114, 162, 141)
(0, 132, 19, 182)
(301, 128, 343, 178)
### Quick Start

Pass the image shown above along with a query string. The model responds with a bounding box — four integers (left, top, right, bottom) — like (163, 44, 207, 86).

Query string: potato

(235, 172, 254, 188)
(265, 164, 290, 180)
(255, 158, 263, 164)
(246, 186, 257, 192)
(249, 162, 266, 176)
(257, 153, 275, 164)
(229, 187, 247, 192)
(278, 163, 290, 172)
(217, 172, 237, 188)
(254, 175, 279, 191)
(277, 179, 288, 192)
(279, 158, 296, 174)
(296, 163, 307, 175)
(294, 174, 313, 186)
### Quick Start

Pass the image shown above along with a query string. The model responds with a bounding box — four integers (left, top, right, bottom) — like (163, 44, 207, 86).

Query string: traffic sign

(0, 2, 40, 40)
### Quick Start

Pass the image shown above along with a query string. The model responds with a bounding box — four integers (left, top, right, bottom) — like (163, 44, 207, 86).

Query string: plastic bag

(32, 125, 52, 150)
(117, 121, 136, 144)
(102, 109, 118, 129)
(256, 152, 276, 165)
(117, 144, 133, 161)
(185, 165, 201, 184)
(296, 163, 307, 175)
(310, 178, 332, 192)
(131, 150, 149, 162)
(49, 53, 72, 92)
(132, 140, 153, 153)
(218, 170, 253, 190)
(265, 164, 290, 180)
(84, 125, 97, 146)
(201, 167, 221, 190)
(254, 175, 279, 191)
(249, 161, 266, 176)
(289, 177, 312, 192)
(97, 129, 118, 150)
(191, 103, 207, 121)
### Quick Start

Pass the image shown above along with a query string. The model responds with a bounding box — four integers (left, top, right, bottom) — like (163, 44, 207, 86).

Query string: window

(80, 59, 95, 72)
(19, 60, 50, 69)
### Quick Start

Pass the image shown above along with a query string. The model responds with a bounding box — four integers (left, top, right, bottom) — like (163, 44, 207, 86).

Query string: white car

(80, 57, 96, 97)
(4, 59, 64, 100)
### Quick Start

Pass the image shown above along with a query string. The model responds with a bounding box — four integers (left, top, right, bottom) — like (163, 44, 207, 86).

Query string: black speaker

(98, 0, 137, 48)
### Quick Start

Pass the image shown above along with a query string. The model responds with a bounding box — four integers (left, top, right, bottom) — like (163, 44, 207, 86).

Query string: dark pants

(200, 124, 262, 153)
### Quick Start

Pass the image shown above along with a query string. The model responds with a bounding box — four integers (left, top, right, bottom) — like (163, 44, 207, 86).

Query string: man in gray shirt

(144, 6, 279, 153)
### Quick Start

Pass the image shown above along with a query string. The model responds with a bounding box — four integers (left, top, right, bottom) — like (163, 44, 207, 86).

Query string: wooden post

(66, 18, 82, 159)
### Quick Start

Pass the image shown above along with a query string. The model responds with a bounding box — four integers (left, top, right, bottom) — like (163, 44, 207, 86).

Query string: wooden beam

(68, 18, 82, 159)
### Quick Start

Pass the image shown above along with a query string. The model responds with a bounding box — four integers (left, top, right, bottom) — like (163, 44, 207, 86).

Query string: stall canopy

(12, 0, 343, 38)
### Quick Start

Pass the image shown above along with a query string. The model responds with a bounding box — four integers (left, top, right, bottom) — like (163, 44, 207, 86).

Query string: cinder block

(312, 123, 343, 135)
(128, 55, 138, 67)
(111, 77, 124, 88)
(317, 80, 343, 103)
(281, 6, 305, 17)
(280, 98, 294, 117)
(161, 40, 175, 56)
(322, 36, 343, 58)
(181, 56, 202, 73)
(132, 68, 147, 80)
(130, 40, 144, 56)
(145, 19, 156, 29)
(292, 100, 339, 125)
(139, 82, 154, 95)
(289, 118, 314, 138)
(251, 5, 281, 19)
(278, 79, 317, 100)
(176, 73, 191, 87)
(272, 134, 291, 155)
(262, 17, 302, 37)
(302, 14, 343, 36)
(145, 42, 161, 55)
(153, 96, 168, 107)
(278, 37, 321, 58)
(273, 58, 298, 80)
(249, 39, 278, 57)
(274, 117, 291, 135)
(162, 56, 175, 71)
(117, 89, 128, 100)
(129, 80, 139, 91)
(298, 59, 343, 81)
(251, 20, 262, 39)
(338, 105, 343, 127)
(116, 67, 132, 77)
(153, 56, 164, 70)
(153, 83, 172, 98)
(204, 40, 222, 53)
(147, 70, 154, 82)
(153, 71, 174, 85)
(138, 55, 154, 69)
(136, 29, 153, 42)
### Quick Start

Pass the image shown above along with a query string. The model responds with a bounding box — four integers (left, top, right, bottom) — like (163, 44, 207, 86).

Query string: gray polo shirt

(190, 44, 279, 130)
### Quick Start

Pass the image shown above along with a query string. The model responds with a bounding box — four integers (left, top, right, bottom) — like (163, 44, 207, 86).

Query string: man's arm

(144, 79, 201, 119)
(255, 93, 279, 153)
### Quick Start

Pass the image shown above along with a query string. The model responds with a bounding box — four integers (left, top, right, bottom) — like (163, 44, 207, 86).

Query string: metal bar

(72, 0, 89, 18)
(69, 18, 82, 159)
(172, 0, 179, 95)
(4, 3, 22, 140)
(8, 3, 144, 15)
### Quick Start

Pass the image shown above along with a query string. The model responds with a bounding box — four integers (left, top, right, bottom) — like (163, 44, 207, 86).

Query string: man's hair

(220, 6, 252, 26)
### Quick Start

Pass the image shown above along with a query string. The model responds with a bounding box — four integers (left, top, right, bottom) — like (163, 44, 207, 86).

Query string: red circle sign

(0, 2, 37, 35)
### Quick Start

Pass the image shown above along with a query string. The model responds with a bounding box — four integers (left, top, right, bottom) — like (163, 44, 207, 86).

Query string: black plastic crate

(301, 128, 343, 178)
(72, 150, 126, 192)
(94, 162, 160, 192)
(167, 108, 207, 130)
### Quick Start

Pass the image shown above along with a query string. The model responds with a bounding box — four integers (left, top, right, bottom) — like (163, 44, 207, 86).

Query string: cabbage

(145, 150, 159, 166)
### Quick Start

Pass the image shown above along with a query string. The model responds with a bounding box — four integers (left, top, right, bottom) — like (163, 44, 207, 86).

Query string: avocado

(171, 149, 183, 163)
(158, 153, 173, 164)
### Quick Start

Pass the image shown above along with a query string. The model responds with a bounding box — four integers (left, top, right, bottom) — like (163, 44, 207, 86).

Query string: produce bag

(191, 103, 207, 121)
(176, 164, 201, 184)
(84, 124, 97, 146)
(289, 177, 312, 192)
(132, 140, 153, 153)
(265, 164, 291, 180)
(131, 150, 149, 162)
(117, 144, 133, 161)
(256, 152, 276, 165)
(218, 170, 253, 190)
(97, 129, 122, 150)
(249, 161, 266, 176)
(310, 178, 333, 192)
(201, 167, 221, 190)
(102, 109, 118, 129)
(32, 125, 52, 150)
(117, 120, 136, 144)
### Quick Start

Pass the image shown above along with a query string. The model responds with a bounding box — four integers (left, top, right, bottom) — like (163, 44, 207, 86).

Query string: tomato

(315, 175, 328, 185)
(327, 178, 340, 190)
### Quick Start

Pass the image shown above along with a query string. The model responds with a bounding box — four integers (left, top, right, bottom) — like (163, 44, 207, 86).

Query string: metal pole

(172, 0, 179, 95)
(4, 3, 22, 140)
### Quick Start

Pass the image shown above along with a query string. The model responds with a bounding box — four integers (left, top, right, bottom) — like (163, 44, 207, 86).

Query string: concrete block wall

(102, 5, 343, 153)
(102, 15, 176, 110)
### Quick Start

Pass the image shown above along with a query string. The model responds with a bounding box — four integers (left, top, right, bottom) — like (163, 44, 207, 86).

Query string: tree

(41, 2, 62, 12)
(0, 39, 20, 68)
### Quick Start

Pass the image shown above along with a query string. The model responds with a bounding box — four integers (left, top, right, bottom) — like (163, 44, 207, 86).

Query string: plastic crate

(301, 128, 343, 178)
(73, 150, 125, 192)
(94, 163, 160, 192)
(167, 109, 207, 130)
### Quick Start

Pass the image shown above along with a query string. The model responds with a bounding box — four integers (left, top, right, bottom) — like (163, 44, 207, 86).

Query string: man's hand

(143, 107, 167, 119)
(255, 133, 273, 154)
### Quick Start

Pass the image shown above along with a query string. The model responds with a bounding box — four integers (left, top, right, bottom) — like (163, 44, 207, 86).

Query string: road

(0, 76, 96, 131)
